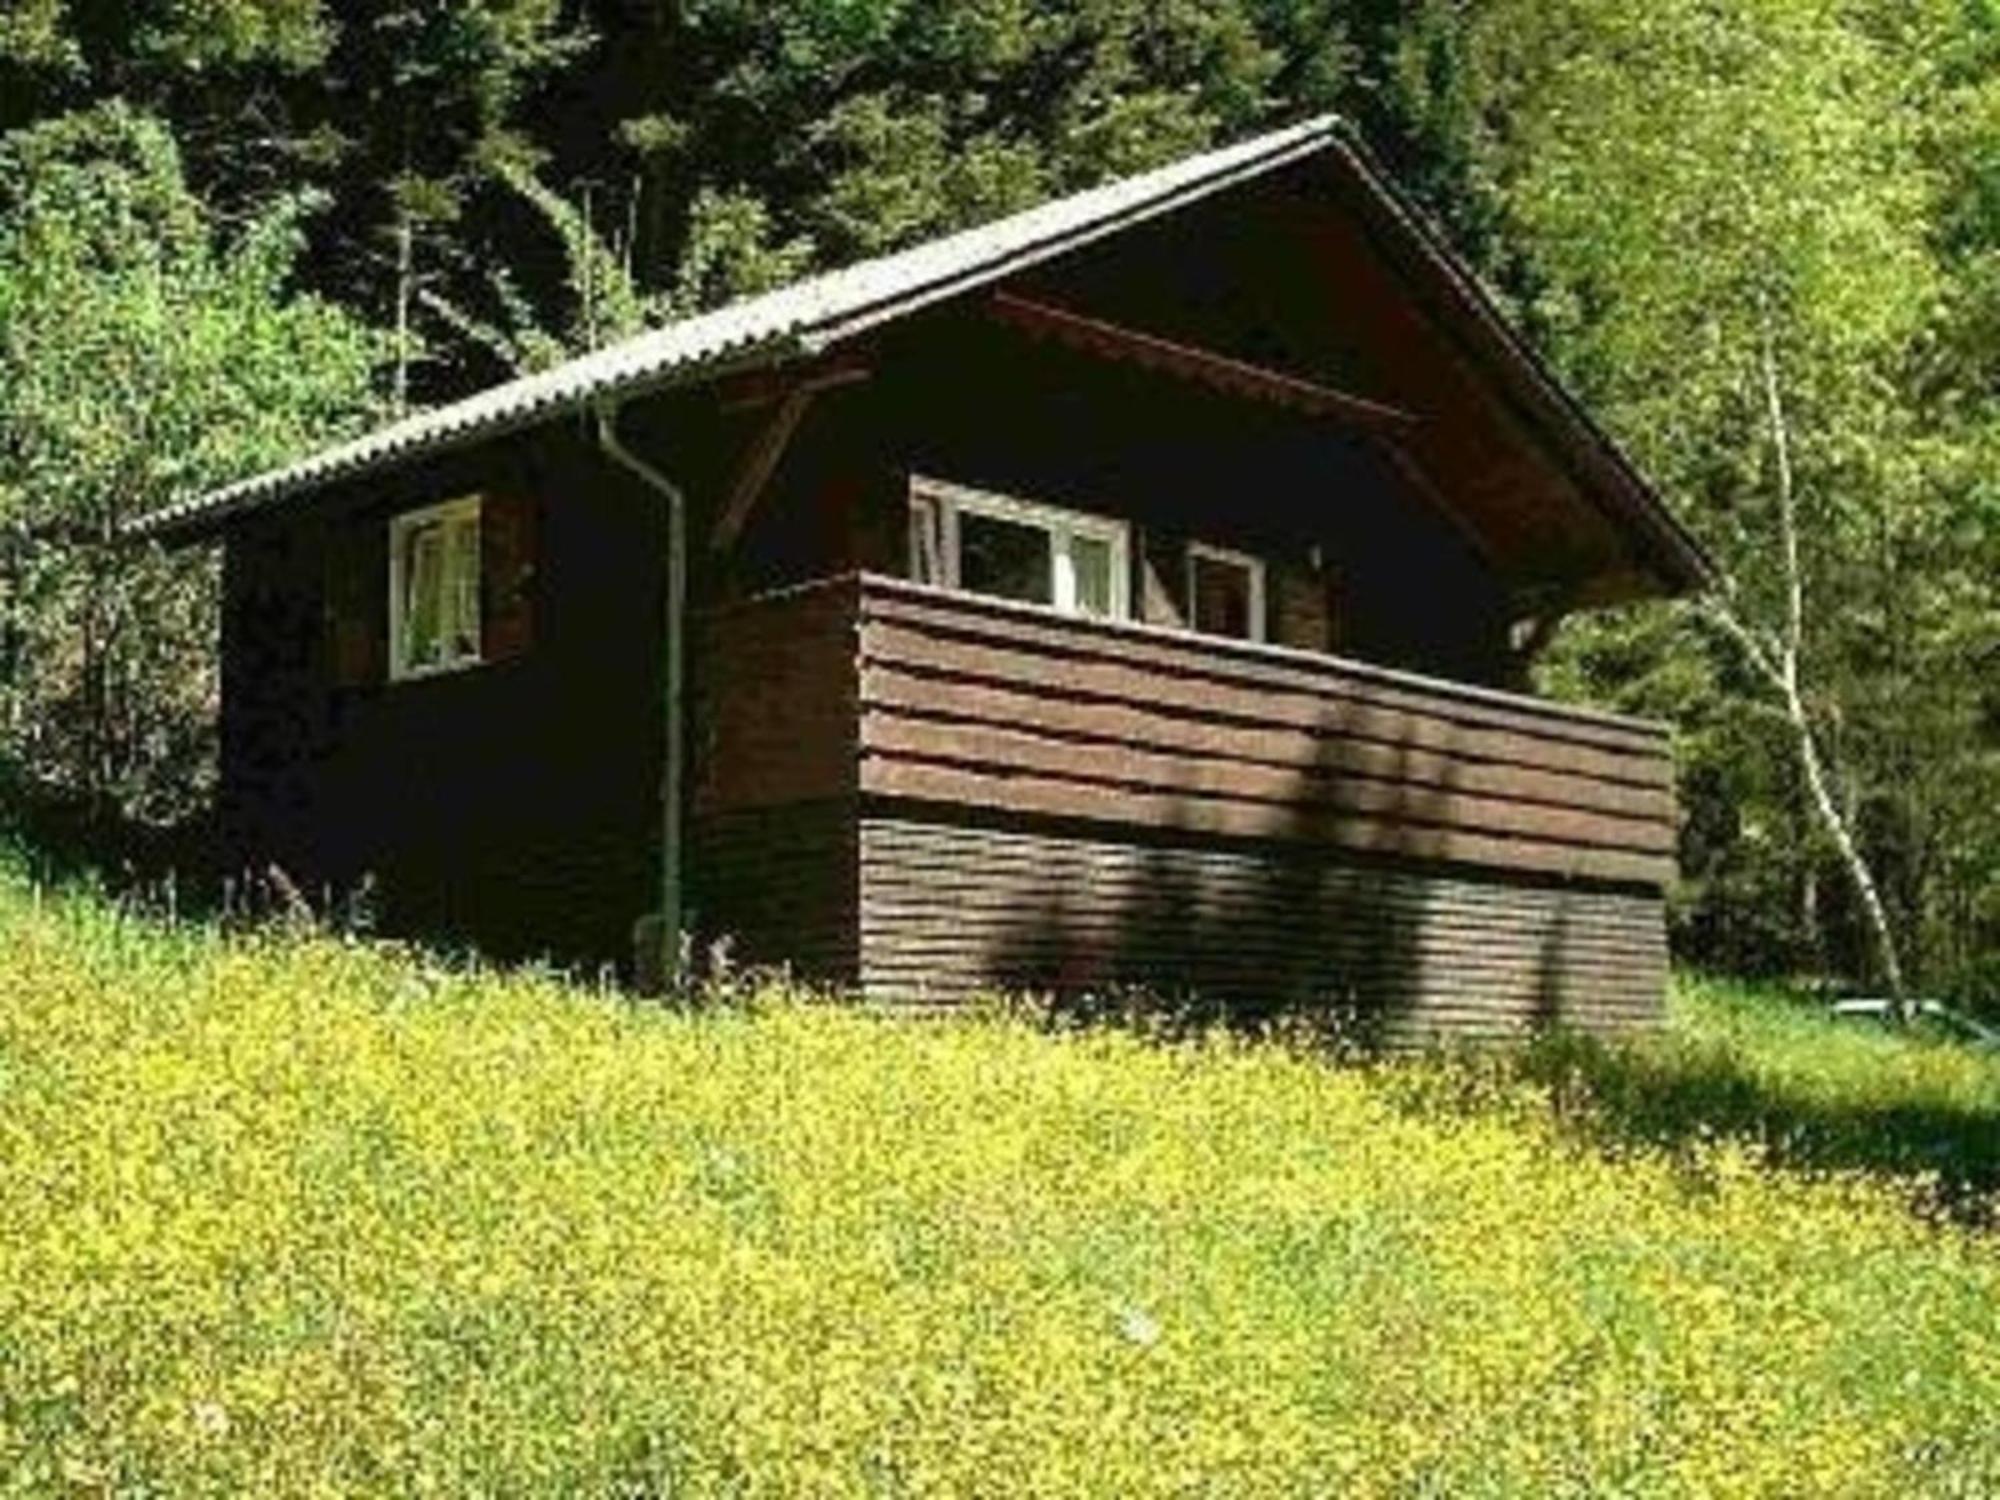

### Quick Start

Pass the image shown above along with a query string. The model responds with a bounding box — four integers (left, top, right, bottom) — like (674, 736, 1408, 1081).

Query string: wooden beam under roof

(986, 291, 1419, 431)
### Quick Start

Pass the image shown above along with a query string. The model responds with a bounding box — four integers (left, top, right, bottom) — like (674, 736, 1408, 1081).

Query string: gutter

(593, 403, 687, 993)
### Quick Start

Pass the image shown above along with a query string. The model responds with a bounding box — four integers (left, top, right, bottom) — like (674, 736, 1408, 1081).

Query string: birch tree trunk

(1706, 324, 1907, 1005)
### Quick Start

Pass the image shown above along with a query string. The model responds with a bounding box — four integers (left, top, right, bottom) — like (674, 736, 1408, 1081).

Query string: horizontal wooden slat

(853, 816, 1668, 1033)
(862, 665, 1675, 818)
(856, 907, 1666, 972)
(860, 581, 1669, 756)
(862, 623, 1668, 791)
(691, 800, 859, 982)
(861, 713, 1675, 855)
(859, 818, 1663, 916)
(860, 854, 1667, 926)
(858, 916, 1665, 973)
(861, 759, 1674, 887)
(693, 580, 861, 816)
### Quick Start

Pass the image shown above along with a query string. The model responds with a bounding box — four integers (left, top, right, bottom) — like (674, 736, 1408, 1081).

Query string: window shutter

(481, 489, 537, 662)
(1269, 556, 1334, 653)
(325, 518, 386, 688)
(1135, 526, 1189, 628)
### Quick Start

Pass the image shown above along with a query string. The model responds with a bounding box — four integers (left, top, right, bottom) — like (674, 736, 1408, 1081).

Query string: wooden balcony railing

(695, 572, 1676, 893)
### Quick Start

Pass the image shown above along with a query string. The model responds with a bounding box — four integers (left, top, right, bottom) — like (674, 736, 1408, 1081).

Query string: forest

(1, 0, 1995, 1007)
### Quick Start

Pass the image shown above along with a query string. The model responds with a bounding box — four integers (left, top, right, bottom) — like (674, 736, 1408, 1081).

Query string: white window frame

(1185, 540, 1267, 643)
(387, 494, 484, 682)
(910, 475, 1130, 621)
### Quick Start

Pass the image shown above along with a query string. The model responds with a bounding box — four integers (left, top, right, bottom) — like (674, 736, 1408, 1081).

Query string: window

(1187, 542, 1266, 642)
(389, 496, 483, 680)
(908, 477, 1129, 621)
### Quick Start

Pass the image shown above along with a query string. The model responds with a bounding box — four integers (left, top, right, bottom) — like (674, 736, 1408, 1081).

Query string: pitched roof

(131, 116, 1710, 593)
(131, 117, 1341, 541)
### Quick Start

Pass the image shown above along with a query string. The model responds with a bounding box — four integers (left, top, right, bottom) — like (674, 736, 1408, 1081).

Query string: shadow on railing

(973, 691, 1477, 1043)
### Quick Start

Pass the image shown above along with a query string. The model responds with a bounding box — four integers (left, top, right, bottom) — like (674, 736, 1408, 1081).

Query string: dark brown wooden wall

(1001, 160, 1657, 604)
(690, 578, 860, 817)
(219, 426, 667, 965)
(690, 801, 859, 983)
(664, 573, 848, 977)
(856, 816, 1667, 1041)
(728, 319, 1516, 686)
(690, 573, 1677, 1033)
(687, 579, 862, 980)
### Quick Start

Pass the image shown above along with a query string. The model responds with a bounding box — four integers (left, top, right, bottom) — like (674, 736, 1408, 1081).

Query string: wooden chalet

(137, 118, 1709, 1041)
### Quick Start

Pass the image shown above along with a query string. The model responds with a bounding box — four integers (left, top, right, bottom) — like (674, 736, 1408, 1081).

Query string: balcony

(691, 573, 1676, 1037)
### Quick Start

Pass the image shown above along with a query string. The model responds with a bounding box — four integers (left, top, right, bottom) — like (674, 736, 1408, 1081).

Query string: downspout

(594, 402, 687, 993)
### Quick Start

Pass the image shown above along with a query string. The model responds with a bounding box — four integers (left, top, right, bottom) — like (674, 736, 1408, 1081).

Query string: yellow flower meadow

(0, 876, 1996, 1495)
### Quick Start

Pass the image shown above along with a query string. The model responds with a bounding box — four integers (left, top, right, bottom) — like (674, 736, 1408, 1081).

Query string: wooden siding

(688, 580, 862, 980)
(690, 800, 859, 984)
(857, 816, 1666, 1041)
(839, 316, 1519, 687)
(1001, 167, 1678, 606)
(691, 577, 861, 816)
(218, 426, 665, 967)
(691, 573, 1677, 1034)
(853, 576, 1675, 889)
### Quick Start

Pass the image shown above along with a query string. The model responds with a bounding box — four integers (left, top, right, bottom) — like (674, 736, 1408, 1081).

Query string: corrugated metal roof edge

(130, 116, 1344, 543)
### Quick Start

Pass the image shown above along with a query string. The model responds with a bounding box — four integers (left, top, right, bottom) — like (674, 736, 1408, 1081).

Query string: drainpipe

(594, 402, 687, 993)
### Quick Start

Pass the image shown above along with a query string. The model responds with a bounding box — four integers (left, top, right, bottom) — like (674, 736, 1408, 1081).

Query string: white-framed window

(1186, 541, 1266, 642)
(388, 495, 483, 681)
(908, 476, 1130, 622)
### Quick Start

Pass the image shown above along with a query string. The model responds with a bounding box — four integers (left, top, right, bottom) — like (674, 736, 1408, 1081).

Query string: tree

(512, 2, 1370, 298)
(0, 2, 586, 400)
(0, 3, 1470, 390)
(0, 104, 385, 823)
(1467, 0, 2000, 1001)
(385, 0, 1380, 371)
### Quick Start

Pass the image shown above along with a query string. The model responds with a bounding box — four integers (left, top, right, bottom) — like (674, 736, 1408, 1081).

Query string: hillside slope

(1, 875, 1996, 1495)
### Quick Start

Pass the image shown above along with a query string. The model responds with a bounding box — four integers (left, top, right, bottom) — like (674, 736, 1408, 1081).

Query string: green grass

(1, 872, 1997, 1496)
(1498, 975, 2000, 1217)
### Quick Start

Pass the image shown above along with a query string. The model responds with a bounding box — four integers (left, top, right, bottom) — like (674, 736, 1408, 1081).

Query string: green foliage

(2, 880, 1997, 1492)
(0, 104, 383, 822)
(0, 0, 76, 73)
(410, 0, 1360, 373)
(1463, 0, 2000, 1002)
(0, 2, 1477, 392)
(0, 0, 327, 86)
(0, 0, 588, 399)
(0, 0, 1351, 392)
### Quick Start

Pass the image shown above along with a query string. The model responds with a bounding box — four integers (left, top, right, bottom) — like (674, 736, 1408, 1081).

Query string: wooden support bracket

(709, 365, 871, 553)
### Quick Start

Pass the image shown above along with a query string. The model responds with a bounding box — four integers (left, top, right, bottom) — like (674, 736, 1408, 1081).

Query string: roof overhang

(1319, 137, 1711, 598)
